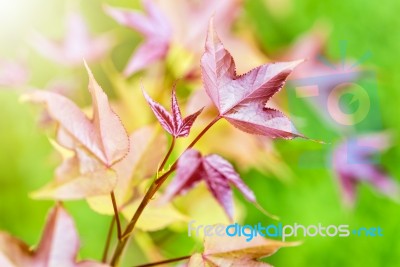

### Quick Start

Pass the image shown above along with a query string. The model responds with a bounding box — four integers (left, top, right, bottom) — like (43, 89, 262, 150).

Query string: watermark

(188, 220, 383, 242)
(285, 41, 383, 168)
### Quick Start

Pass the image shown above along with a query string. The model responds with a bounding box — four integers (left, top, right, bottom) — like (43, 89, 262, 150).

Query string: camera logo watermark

(286, 41, 381, 168)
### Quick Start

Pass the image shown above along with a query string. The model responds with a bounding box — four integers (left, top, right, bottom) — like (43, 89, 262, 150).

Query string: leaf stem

(158, 137, 175, 172)
(110, 116, 221, 266)
(102, 216, 115, 263)
(132, 255, 192, 267)
(187, 115, 221, 149)
(111, 191, 122, 239)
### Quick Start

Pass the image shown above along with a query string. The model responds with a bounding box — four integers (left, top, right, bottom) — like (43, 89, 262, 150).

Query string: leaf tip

(289, 58, 306, 70)
(206, 16, 220, 47)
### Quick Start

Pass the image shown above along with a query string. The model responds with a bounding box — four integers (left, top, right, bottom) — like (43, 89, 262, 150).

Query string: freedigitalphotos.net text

(188, 221, 383, 241)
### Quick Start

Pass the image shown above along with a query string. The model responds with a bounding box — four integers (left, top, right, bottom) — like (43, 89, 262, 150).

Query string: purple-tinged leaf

(171, 87, 183, 130)
(200, 19, 303, 139)
(177, 107, 204, 137)
(202, 158, 235, 220)
(204, 154, 256, 202)
(224, 106, 302, 139)
(142, 85, 203, 138)
(142, 87, 175, 135)
(160, 149, 203, 203)
(162, 149, 258, 220)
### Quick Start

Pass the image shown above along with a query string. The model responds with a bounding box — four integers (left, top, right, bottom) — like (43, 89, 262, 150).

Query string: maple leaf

(161, 149, 257, 220)
(104, 0, 171, 76)
(185, 89, 296, 183)
(31, 11, 112, 66)
(201, 19, 304, 139)
(0, 204, 109, 267)
(24, 62, 129, 167)
(332, 133, 399, 205)
(22, 62, 129, 199)
(142, 85, 203, 138)
(187, 234, 299, 267)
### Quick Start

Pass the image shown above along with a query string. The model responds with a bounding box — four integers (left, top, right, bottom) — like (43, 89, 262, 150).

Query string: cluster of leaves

(1, 0, 397, 266)
(1, 2, 304, 263)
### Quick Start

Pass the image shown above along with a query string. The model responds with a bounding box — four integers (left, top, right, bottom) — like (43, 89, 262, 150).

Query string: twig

(111, 191, 122, 239)
(102, 216, 115, 263)
(110, 116, 221, 265)
(158, 137, 176, 172)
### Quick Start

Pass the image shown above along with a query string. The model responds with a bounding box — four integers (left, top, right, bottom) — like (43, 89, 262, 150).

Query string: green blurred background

(0, 0, 399, 266)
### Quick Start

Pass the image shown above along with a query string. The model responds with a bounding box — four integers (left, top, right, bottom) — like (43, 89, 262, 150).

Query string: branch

(110, 191, 122, 239)
(102, 216, 115, 263)
(110, 116, 221, 265)
(158, 136, 175, 172)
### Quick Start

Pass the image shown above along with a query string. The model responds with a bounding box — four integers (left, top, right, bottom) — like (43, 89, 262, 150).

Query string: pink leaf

(171, 87, 183, 130)
(104, 0, 171, 75)
(142, 87, 174, 135)
(202, 157, 235, 219)
(200, 19, 303, 139)
(178, 107, 204, 137)
(142, 85, 203, 138)
(0, 204, 109, 267)
(204, 154, 256, 202)
(162, 149, 258, 220)
(23, 62, 129, 168)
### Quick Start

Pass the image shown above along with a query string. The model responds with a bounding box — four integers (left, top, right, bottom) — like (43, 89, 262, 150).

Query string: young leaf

(161, 149, 257, 220)
(22, 63, 129, 200)
(23, 62, 129, 168)
(0, 204, 109, 267)
(187, 234, 299, 267)
(142, 85, 203, 138)
(104, 0, 171, 75)
(31, 11, 112, 66)
(201, 19, 304, 139)
(332, 133, 399, 205)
